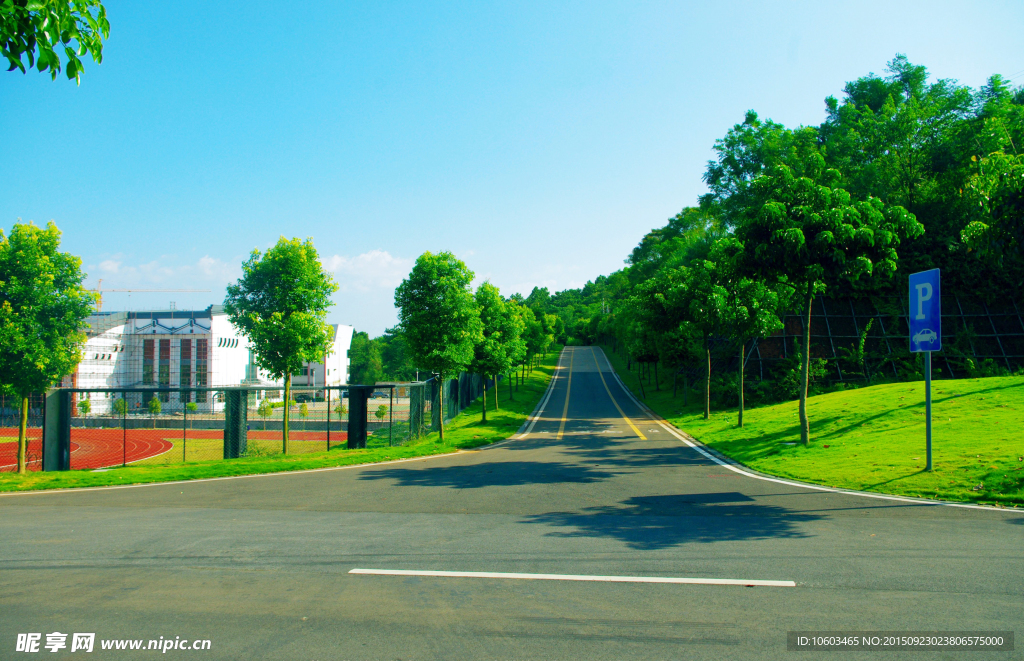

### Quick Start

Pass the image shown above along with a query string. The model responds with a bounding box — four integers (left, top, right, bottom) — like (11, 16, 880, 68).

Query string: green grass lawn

(602, 345, 1024, 507)
(0, 348, 562, 493)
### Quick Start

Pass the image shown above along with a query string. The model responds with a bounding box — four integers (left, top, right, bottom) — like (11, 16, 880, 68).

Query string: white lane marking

(513, 348, 568, 440)
(349, 568, 795, 587)
(591, 348, 1009, 513)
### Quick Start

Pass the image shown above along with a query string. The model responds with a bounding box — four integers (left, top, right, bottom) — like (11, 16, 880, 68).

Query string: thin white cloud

(85, 254, 241, 289)
(323, 249, 413, 293)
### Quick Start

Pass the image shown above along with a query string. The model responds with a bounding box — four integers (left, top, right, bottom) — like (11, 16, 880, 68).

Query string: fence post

(42, 390, 71, 471)
(224, 390, 248, 459)
(347, 385, 371, 449)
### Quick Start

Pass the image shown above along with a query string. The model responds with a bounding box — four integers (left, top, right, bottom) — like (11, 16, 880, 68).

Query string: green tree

(257, 399, 272, 430)
(394, 251, 482, 442)
(712, 239, 791, 426)
(77, 398, 90, 416)
(299, 401, 309, 431)
(147, 395, 161, 427)
(470, 282, 526, 421)
(701, 112, 821, 228)
(735, 157, 923, 444)
(349, 331, 383, 384)
(375, 404, 388, 422)
(224, 237, 338, 453)
(1, 0, 109, 84)
(676, 262, 730, 420)
(961, 150, 1024, 293)
(522, 307, 545, 374)
(185, 401, 197, 430)
(377, 327, 417, 381)
(0, 221, 94, 473)
(112, 397, 127, 416)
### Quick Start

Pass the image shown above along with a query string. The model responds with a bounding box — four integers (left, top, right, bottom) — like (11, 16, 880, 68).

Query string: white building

(290, 324, 355, 389)
(70, 306, 354, 414)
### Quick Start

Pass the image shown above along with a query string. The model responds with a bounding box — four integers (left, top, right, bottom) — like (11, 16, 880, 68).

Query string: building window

(158, 339, 171, 401)
(196, 339, 208, 402)
(143, 339, 154, 385)
(180, 339, 192, 403)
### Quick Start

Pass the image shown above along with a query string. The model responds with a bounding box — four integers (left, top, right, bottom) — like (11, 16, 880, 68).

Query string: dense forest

(353, 56, 1023, 417)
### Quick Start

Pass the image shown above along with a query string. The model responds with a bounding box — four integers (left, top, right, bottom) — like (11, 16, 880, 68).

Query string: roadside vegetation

(604, 346, 1024, 507)
(512, 56, 1023, 447)
(0, 348, 562, 493)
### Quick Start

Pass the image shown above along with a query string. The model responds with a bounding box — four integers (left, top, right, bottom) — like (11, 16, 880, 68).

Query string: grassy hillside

(602, 346, 1024, 507)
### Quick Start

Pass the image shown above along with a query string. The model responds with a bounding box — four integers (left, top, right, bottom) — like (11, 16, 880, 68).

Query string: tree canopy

(0, 221, 95, 472)
(2, 0, 109, 84)
(224, 237, 337, 452)
(394, 251, 483, 440)
(471, 282, 526, 418)
(507, 54, 1016, 433)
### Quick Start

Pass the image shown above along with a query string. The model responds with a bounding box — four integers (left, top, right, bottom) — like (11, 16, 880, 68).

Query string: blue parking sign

(908, 269, 941, 352)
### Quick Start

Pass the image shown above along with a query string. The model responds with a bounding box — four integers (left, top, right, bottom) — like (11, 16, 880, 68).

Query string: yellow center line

(555, 350, 574, 440)
(592, 347, 647, 440)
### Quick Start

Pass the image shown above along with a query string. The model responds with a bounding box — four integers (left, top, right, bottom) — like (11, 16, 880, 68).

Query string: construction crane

(91, 279, 211, 312)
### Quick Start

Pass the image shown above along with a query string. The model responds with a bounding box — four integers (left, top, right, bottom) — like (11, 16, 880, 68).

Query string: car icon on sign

(913, 329, 937, 345)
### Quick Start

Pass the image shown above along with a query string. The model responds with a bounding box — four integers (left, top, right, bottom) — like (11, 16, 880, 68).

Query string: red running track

(1, 427, 349, 472)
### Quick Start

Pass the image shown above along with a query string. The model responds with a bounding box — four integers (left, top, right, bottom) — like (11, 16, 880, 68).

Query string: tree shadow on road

(357, 461, 625, 489)
(521, 492, 824, 549)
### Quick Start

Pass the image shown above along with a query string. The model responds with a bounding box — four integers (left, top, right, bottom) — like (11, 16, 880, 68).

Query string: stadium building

(68, 306, 354, 414)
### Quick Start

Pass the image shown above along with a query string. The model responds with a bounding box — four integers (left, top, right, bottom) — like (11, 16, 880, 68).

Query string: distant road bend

(1, 346, 1021, 660)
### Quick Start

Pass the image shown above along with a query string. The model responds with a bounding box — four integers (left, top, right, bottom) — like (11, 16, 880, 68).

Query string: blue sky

(3, 0, 1023, 335)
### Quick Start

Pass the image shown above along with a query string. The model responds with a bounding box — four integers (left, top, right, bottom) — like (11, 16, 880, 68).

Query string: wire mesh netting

(666, 294, 1024, 386)
(0, 395, 44, 473)
(34, 383, 429, 472)
(8, 374, 503, 473)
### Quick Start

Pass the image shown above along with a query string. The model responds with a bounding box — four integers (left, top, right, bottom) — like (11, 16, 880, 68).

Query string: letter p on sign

(908, 269, 941, 352)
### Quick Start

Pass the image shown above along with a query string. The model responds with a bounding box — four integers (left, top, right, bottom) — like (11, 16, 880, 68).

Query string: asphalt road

(2, 346, 1021, 660)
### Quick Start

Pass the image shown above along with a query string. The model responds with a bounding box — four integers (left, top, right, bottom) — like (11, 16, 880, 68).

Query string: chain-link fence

(11, 372, 504, 473)
(662, 294, 1024, 387)
(0, 394, 45, 473)
(26, 382, 439, 472)
(423, 373, 496, 429)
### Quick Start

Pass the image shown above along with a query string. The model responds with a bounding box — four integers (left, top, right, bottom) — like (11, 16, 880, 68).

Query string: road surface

(1, 346, 1021, 659)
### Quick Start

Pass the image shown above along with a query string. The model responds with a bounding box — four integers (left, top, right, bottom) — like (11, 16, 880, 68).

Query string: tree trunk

(654, 361, 659, 391)
(283, 373, 291, 454)
(704, 340, 711, 420)
(17, 396, 29, 474)
(799, 285, 813, 446)
(494, 375, 500, 410)
(673, 370, 678, 398)
(509, 372, 514, 401)
(438, 376, 445, 443)
(683, 374, 689, 407)
(481, 378, 487, 423)
(738, 341, 745, 428)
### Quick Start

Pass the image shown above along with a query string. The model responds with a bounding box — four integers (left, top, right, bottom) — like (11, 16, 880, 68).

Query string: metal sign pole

(925, 352, 932, 471)
(909, 269, 941, 473)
